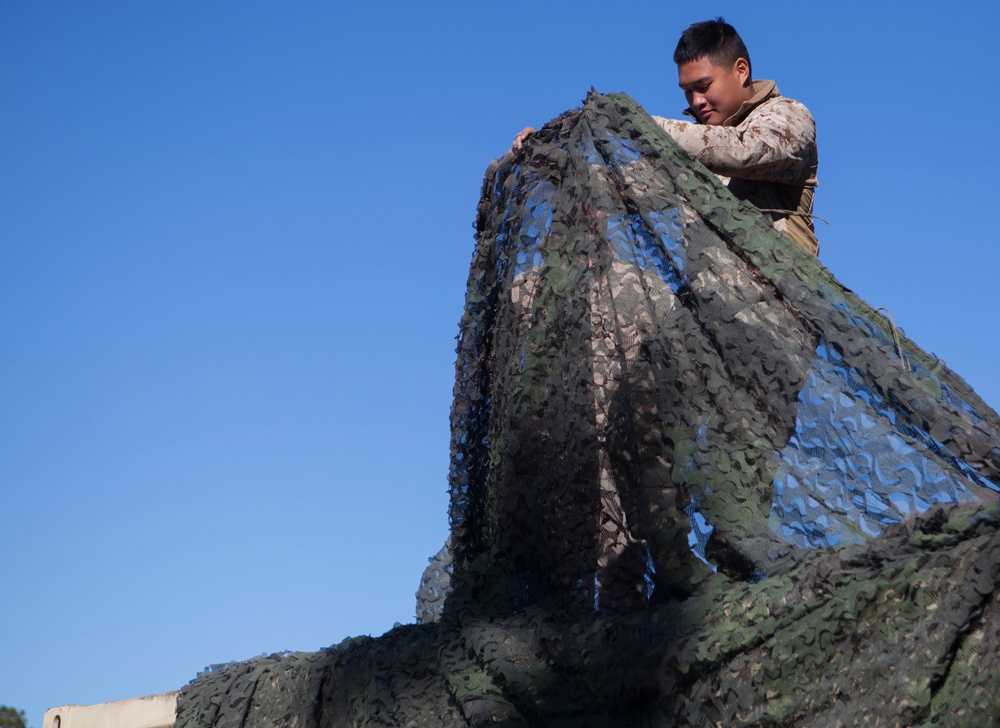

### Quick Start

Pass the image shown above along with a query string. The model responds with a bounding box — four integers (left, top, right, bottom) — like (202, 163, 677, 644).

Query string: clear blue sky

(3, 2, 998, 725)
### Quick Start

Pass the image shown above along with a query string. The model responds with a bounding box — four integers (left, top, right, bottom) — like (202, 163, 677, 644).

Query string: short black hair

(673, 17, 752, 77)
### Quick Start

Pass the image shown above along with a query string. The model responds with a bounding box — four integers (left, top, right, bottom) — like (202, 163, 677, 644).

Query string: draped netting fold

(176, 92, 1000, 728)
(447, 90, 999, 617)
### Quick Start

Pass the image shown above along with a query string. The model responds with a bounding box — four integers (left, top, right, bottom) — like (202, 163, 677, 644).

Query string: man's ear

(733, 57, 751, 85)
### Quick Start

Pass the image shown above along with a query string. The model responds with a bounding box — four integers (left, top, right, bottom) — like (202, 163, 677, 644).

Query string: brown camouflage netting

(175, 91, 1000, 727)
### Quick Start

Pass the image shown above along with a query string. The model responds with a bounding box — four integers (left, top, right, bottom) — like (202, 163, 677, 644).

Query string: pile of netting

(176, 91, 1000, 727)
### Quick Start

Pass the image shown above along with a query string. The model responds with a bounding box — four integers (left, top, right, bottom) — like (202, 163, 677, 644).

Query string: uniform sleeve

(651, 116, 695, 137)
(651, 100, 816, 185)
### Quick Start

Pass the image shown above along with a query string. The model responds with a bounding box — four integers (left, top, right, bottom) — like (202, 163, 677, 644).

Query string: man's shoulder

(767, 94, 813, 116)
(756, 85, 813, 120)
(746, 87, 815, 132)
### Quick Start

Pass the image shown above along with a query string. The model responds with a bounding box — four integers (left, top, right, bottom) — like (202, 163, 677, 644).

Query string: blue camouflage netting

(177, 92, 1000, 728)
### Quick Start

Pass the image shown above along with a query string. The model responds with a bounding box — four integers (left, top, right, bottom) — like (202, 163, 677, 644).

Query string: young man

(512, 18, 819, 255)
(657, 18, 819, 255)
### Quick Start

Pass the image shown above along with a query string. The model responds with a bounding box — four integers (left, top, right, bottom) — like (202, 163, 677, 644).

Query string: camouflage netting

(176, 92, 1000, 727)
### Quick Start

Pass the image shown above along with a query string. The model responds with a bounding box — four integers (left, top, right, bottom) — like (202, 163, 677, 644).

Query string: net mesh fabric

(176, 92, 1000, 727)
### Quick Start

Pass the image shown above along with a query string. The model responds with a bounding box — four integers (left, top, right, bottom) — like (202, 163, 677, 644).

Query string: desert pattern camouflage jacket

(653, 80, 819, 255)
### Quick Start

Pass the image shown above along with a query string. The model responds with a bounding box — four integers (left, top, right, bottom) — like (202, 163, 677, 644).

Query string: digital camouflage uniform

(653, 80, 819, 255)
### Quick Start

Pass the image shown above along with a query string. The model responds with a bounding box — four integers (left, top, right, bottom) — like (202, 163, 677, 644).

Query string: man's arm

(652, 99, 816, 184)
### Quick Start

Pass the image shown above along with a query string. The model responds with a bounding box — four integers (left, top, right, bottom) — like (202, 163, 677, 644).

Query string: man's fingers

(512, 126, 537, 151)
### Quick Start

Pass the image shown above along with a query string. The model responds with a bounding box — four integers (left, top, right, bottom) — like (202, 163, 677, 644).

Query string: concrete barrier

(43, 691, 179, 728)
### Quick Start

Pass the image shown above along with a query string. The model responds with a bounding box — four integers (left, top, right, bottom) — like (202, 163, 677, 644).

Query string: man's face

(677, 56, 752, 125)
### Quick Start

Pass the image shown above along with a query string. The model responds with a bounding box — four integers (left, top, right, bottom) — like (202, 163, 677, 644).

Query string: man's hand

(511, 126, 537, 151)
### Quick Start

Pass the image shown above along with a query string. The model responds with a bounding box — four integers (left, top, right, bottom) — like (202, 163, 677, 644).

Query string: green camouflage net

(176, 91, 1000, 727)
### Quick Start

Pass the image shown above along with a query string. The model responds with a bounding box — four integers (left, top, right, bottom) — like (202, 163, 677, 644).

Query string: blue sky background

(3, 2, 998, 725)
